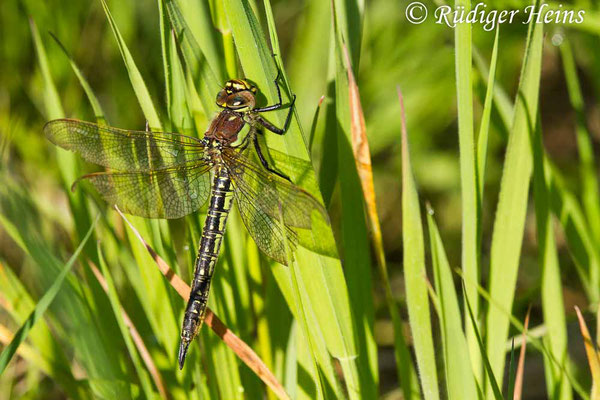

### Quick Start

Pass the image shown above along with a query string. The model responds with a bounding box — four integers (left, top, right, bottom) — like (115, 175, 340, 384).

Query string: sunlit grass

(1, 0, 600, 399)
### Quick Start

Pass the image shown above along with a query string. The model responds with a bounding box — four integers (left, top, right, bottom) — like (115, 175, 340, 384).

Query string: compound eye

(230, 96, 246, 107)
(216, 90, 228, 106)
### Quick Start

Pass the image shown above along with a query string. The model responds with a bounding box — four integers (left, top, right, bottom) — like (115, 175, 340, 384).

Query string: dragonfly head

(217, 79, 257, 111)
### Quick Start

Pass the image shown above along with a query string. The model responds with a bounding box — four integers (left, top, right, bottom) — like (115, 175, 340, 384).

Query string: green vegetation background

(1, 0, 599, 399)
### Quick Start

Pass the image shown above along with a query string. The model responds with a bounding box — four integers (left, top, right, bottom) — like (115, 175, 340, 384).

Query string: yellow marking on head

(224, 79, 257, 94)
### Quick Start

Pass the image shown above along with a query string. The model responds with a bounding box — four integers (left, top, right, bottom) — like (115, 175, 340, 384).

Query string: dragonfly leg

(253, 134, 292, 182)
(254, 57, 296, 115)
(255, 96, 295, 135)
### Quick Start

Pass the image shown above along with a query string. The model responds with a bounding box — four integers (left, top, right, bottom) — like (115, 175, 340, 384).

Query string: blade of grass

(269, 261, 343, 399)
(574, 307, 600, 399)
(29, 18, 64, 121)
(100, 0, 162, 129)
(223, 3, 365, 399)
(90, 252, 166, 399)
(327, 6, 378, 396)
(477, 38, 600, 308)
(547, 160, 600, 302)
(277, 197, 341, 400)
(331, 0, 363, 69)
(464, 281, 503, 400)
(453, 1, 482, 386)
(473, 44, 513, 133)
(427, 208, 477, 400)
(473, 32, 500, 385)
(158, 0, 173, 123)
(48, 32, 106, 122)
(460, 265, 591, 399)
(513, 309, 530, 400)
(167, 26, 194, 131)
(0, 215, 98, 374)
(31, 17, 94, 250)
(427, 205, 478, 400)
(532, 106, 572, 399)
(286, 0, 331, 132)
(343, 39, 416, 396)
(476, 27, 500, 196)
(560, 35, 600, 292)
(399, 88, 439, 400)
(1, 179, 128, 397)
(485, 1, 544, 393)
(165, 0, 221, 114)
(0, 264, 83, 399)
(0, 323, 53, 378)
(507, 339, 516, 399)
(212, 0, 237, 78)
(171, 0, 224, 82)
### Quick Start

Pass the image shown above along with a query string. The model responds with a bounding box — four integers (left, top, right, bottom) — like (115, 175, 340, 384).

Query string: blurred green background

(1, 0, 600, 399)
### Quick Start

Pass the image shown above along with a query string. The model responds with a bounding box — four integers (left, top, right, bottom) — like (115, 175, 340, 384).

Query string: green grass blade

(165, 0, 221, 114)
(287, 0, 331, 132)
(166, 27, 194, 131)
(30, 17, 79, 192)
(331, 0, 363, 69)
(270, 263, 344, 399)
(48, 32, 106, 122)
(158, 0, 173, 122)
(329, 6, 378, 398)
(462, 262, 591, 398)
(94, 245, 159, 399)
(0, 256, 84, 399)
(0, 215, 98, 374)
(223, 2, 366, 398)
(463, 281, 503, 400)
(531, 112, 572, 399)
(507, 340, 516, 400)
(169, 0, 224, 82)
(29, 18, 64, 121)
(399, 89, 439, 400)
(427, 207, 478, 400)
(547, 161, 600, 302)
(453, 0, 481, 382)
(476, 28, 500, 197)
(121, 215, 180, 361)
(473, 45, 513, 133)
(559, 35, 600, 278)
(485, 1, 544, 392)
(100, 0, 162, 129)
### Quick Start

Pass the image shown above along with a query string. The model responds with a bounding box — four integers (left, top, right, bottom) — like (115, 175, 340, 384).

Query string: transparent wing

(79, 163, 212, 219)
(44, 119, 205, 172)
(222, 147, 331, 265)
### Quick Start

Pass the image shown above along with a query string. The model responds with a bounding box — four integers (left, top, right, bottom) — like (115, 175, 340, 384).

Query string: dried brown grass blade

(513, 307, 531, 400)
(115, 207, 290, 400)
(575, 306, 600, 399)
(341, 42, 383, 260)
(88, 261, 168, 400)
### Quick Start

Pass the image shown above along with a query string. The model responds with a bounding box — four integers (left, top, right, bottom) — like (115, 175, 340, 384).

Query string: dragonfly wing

(223, 148, 334, 265)
(44, 119, 205, 171)
(79, 163, 212, 219)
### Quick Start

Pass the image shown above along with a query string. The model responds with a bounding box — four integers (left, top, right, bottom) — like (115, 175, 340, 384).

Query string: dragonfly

(44, 72, 331, 369)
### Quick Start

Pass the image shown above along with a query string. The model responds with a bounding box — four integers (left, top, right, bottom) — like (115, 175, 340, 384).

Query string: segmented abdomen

(180, 167, 233, 345)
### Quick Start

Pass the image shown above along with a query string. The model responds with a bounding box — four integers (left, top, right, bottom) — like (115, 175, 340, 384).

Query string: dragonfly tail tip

(178, 340, 190, 369)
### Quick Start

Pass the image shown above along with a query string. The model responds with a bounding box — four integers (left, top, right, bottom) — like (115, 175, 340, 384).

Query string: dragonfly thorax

(203, 108, 247, 146)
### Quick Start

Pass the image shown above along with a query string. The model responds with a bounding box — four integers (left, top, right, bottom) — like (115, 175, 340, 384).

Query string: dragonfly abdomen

(178, 167, 233, 368)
